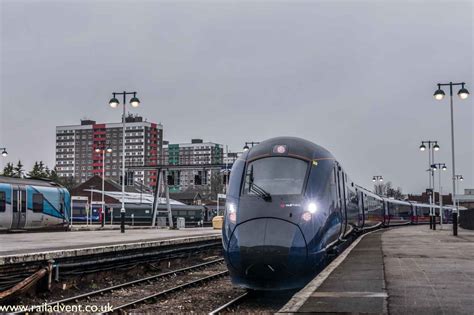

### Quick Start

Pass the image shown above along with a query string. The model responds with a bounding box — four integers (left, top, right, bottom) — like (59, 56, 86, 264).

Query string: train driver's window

(33, 193, 44, 213)
(0, 191, 5, 212)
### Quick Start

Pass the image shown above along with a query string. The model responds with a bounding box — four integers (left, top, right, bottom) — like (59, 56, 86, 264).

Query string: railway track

(43, 258, 225, 308)
(208, 292, 249, 314)
(113, 270, 229, 312)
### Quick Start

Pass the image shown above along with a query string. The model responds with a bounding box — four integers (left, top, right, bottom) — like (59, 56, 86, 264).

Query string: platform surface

(280, 225, 474, 314)
(0, 227, 221, 265)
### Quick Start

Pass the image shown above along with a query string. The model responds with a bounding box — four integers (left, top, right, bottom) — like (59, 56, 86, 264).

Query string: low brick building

(407, 192, 453, 205)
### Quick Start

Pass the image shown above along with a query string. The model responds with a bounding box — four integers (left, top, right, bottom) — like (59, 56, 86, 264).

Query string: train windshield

(243, 157, 308, 196)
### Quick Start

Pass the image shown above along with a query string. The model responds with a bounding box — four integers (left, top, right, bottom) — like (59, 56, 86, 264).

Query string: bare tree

(210, 171, 224, 200)
(374, 181, 404, 199)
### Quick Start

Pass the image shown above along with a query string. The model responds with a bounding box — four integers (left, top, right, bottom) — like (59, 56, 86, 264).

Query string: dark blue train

(222, 137, 453, 290)
(0, 176, 70, 231)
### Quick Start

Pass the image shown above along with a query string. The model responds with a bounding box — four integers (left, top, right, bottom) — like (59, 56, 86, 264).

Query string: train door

(11, 186, 27, 229)
(358, 190, 365, 229)
(338, 167, 348, 237)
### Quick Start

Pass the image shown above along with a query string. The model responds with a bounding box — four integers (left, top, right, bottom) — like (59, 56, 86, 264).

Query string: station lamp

(419, 144, 426, 151)
(108, 90, 141, 233)
(1, 148, 7, 157)
(434, 83, 470, 100)
(243, 142, 259, 151)
(433, 85, 446, 100)
(458, 84, 470, 99)
(433, 143, 440, 151)
(109, 96, 119, 108)
(95, 148, 113, 153)
(372, 175, 383, 182)
(130, 94, 140, 107)
(433, 81, 469, 236)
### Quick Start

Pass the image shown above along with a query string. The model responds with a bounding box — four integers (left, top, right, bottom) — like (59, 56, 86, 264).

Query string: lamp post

(0, 147, 7, 171)
(434, 82, 469, 236)
(89, 185, 95, 225)
(454, 175, 464, 211)
(95, 147, 112, 228)
(420, 140, 439, 229)
(243, 142, 260, 151)
(372, 176, 383, 195)
(109, 91, 140, 233)
(431, 163, 447, 229)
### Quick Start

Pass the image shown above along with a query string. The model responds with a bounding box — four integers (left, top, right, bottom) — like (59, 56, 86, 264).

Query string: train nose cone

(227, 218, 307, 288)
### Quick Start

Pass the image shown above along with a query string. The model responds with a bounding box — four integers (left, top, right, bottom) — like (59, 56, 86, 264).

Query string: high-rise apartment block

(163, 139, 223, 192)
(55, 115, 162, 187)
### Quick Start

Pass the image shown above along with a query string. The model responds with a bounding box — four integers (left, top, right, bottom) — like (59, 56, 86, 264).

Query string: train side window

(228, 158, 245, 198)
(33, 193, 44, 213)
(0, 191, 5, 212)
(13, 192, 18, 212)
(21, 190, 26, 212)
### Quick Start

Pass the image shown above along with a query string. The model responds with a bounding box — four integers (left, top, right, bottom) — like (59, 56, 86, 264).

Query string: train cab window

(33, 193, 44, 213)
(243, 157, 308, 195)
(0, 191, 5, 212)
(305, 160, 334, 198)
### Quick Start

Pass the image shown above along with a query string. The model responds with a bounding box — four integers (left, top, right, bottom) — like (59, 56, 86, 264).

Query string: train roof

(105, 203, 205, 210)
(0, 176, 64, 188)
(245, 137, 334, 162)
(354, 185, 384, 200)
(384, 198, 411, 205)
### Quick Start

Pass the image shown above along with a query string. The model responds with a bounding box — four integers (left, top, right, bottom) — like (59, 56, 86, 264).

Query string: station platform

(0, 227, 220, 265)
(280, 225, 474, 314)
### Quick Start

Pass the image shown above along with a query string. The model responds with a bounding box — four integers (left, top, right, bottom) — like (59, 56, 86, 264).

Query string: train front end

(222, 137, 340, 290)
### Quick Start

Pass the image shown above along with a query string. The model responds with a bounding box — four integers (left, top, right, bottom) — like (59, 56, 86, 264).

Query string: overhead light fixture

(458, 84, 469, 99)
(434, 85, 445, 101)
(130, 96, 140, 107)
(109, 97, 119, 108)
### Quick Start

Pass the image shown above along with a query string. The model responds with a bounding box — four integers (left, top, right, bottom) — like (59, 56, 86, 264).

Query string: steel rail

(113, 270, 229, 312)
(45, 258, 224, 306)
(208, 292, 249, 315)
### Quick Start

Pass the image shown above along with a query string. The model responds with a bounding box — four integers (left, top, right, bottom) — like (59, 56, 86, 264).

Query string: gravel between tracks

(15, 252, 222, 306)
(129, 274, 244, 314)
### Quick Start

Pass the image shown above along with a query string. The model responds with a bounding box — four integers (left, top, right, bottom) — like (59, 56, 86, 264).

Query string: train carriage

(222, 137, 451, 291)
(356, 186, 384, 228)
(0, 176, 70, 231)
(385, 199, 412, 226)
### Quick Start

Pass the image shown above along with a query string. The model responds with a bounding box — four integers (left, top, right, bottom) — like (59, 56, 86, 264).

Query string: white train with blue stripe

(0, 176, 70, 231)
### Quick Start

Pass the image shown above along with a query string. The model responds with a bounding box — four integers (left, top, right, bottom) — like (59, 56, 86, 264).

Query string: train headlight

(227, 203, 237, 223)
(307, 202, 317, 214)
(302, 212, 312, 222)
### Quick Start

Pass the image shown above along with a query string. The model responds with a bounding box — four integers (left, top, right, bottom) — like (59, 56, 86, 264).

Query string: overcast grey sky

(1, 0, 472, 194)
